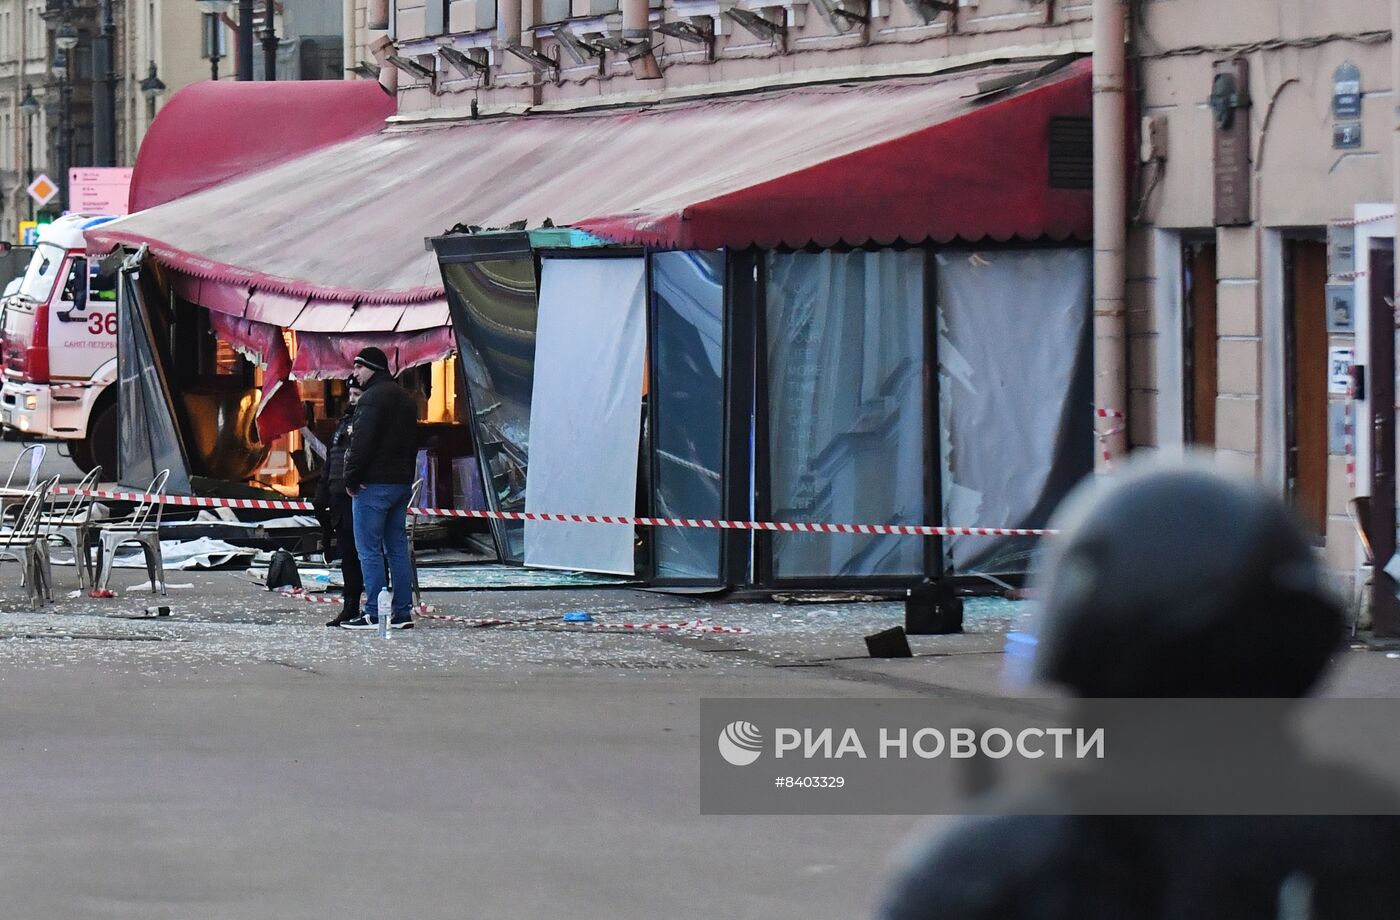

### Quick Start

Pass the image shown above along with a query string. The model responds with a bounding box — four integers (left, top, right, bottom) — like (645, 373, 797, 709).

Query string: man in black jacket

(313, 378, 362, 627)
(339, 346, 419, 630)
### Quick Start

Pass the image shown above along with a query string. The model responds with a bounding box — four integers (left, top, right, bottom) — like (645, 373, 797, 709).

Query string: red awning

(128, 80, 394, 212)
(93, 59, 1091, 307)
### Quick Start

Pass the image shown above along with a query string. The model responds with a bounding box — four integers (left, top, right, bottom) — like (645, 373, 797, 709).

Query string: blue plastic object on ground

(1002, 631, 1038, 689)
(562, 610, 594, 623)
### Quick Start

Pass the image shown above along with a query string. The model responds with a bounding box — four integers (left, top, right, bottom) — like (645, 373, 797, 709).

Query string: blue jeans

(352, 482, 414, 621)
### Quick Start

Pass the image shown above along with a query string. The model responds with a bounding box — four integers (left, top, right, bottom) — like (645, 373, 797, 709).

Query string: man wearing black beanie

(339, 346, 419, 630)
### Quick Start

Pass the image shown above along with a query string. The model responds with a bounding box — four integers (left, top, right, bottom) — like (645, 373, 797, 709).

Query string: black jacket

(344, 371, 418, 490)
(314, 407, 356, 509)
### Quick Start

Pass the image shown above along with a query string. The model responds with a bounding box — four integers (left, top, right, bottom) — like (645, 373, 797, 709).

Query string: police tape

(269, 589, 751, 632)
(1333, 211, 1394, 228)
(51, 486, 1054, 538)
(420, 613, 751, 634)
(275, 588, 435, 615)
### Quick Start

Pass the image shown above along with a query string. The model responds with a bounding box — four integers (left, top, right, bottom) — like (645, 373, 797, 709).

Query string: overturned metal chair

(0, 474, 60, 603)
(93, 469, 170, 596)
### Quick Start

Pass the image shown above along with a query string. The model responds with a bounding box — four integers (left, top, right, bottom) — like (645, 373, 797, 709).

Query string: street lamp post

(237, 0, 254, 80)
(93, 0, 116, 166)
(139, 62, 166, 120)
(18, 86, 39, 221)
(196, 0, 234, 80)
(50, 47, 72, 213)
(260, 0, 279, 80)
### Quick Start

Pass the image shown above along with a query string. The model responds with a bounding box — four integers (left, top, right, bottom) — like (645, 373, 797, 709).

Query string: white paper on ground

(52, 537, 255, 570)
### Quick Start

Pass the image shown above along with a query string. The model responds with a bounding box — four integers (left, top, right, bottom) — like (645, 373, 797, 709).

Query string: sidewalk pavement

(7, 568, 1394, 698)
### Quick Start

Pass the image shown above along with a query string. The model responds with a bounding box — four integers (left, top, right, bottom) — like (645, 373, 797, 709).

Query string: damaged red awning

(91, 59, 1091, 306)
(128, 80, 394, 213)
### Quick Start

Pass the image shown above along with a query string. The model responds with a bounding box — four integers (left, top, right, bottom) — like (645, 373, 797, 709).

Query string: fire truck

(0, 213, 119, 473)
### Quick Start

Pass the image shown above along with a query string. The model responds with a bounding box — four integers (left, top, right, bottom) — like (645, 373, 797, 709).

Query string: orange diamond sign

(26, 174, 57, 206)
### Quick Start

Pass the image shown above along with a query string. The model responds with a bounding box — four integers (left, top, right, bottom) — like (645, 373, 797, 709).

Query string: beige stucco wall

(1129, 0, 1392, 587)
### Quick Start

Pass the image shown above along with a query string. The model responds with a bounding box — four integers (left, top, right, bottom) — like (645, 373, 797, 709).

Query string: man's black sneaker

(326, 610, 360, 627)
(339, 615, 378, 630)
(389, 615, 414, 630)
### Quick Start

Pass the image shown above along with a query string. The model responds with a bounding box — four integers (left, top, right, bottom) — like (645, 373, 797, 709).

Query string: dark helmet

(1030, 460, 1345, 698)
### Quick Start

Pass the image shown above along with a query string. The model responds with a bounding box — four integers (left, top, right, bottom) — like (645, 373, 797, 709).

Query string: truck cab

(0, 214, 119, 474)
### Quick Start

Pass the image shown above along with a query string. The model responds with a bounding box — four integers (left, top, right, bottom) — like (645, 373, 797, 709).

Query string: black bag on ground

(266, 549, 302, 590)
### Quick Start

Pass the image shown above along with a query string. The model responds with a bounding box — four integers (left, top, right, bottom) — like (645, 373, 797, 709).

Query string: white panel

(524, 257, 647, 575)
(937, 248, 1093, 573)
(1153, 229, 1186, 457)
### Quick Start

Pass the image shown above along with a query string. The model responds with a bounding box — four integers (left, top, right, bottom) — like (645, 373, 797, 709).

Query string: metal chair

(0, 442, 46, 523)
(40, 465, 103, 589)
(94, 469, 170, 596)
(0, 475, 60, 603)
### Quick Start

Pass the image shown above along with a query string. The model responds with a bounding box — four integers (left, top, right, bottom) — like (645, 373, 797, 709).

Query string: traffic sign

(26, 174, 58, 206)
(17, 220, 36, 245)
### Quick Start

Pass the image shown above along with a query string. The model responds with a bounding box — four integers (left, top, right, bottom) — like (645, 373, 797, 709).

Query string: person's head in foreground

(1030, 457, 1345, 698)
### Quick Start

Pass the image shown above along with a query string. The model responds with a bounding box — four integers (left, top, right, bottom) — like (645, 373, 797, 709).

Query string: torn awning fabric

(207, 312, 304, 443)
(290, 327, 456, 379)
(86, 58, 1092, 309)
(170, 271, 453, 379)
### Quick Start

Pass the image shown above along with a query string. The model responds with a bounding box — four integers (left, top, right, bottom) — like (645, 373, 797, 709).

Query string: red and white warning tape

(423, 613, 752, 634)
(403, 510, 1052, 537)
(276, 588, 435, 615)
(273, 593, 752, 633)
(52, 486, 1054, 537)
(576, 618, 751, 634)
(55, 486, 313, 511)
(1345, 386, 1356, 490)
(418, 612, 513, 627)
(1095, 406, 1126, 470)
(1333, 212, 1395, 228)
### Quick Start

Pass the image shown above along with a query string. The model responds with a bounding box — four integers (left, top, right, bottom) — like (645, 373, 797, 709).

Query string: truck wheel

(75, 398, 119, 478)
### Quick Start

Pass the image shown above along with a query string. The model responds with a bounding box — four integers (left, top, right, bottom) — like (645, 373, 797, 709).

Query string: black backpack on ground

(266, 549, 302, 590)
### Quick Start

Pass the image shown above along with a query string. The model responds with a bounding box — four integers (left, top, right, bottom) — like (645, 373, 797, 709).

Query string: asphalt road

(0, 573, 944, 920)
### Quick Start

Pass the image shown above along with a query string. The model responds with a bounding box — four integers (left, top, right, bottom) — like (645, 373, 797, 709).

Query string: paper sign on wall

(1329, 346, 1356, 395)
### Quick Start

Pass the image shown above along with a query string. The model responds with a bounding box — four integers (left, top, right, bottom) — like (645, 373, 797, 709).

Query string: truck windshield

(17, 243, 65, 303)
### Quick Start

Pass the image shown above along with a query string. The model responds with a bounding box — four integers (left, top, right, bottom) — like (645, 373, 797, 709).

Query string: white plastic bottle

(378, 587, 392, 639)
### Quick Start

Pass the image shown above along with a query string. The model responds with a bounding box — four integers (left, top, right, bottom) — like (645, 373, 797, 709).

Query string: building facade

(361, 0, 1398, 595)
(91, 0, 1400, 604)
(377, 0, 1092, 112)
(1124, 0, 1392, 605)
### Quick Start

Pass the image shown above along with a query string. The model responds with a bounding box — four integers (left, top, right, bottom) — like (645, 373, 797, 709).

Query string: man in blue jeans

(339, 346, 419, 630)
